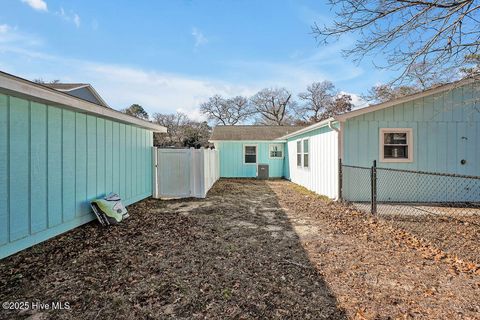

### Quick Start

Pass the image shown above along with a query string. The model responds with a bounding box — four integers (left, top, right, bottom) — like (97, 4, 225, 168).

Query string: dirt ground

(352, 202, 480, 263)
(1, 179, 479, 319)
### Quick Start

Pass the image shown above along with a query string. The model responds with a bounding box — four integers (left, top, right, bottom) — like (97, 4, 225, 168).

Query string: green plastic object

(90, 193, 129, 226)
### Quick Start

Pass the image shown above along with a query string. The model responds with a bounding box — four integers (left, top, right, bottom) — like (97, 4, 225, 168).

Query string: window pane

(297, 141, 302, 153)
(384, 133, 407, 144)
(245, 154, 256, 163)
(245, 146, 256, 155)
(303, 139, 309, 153)
(303, 154, 309, 167)
(297, 154, 302, 166)
(384, 146, 408, 158)
(270, 150, 283, 158)
(269, 144, 283, 158)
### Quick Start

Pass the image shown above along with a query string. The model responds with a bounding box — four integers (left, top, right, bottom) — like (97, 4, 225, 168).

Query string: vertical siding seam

(85, 116, 88, 214)
(104, 120, 106, 197)
(61, 110, 64, 223)
(96, 119, 98, 198)
(6, 96, 10, 243)
(112, 122, 114, 193)
(46, 106, 49, 228)
(74, 113, 77, 217)
(123, 124, 124, 200)
(28, 101, 31, 235)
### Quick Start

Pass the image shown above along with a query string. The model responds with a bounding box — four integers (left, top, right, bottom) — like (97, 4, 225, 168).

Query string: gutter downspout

(328, 119, 339, 133)
(328, 119, 341, 201)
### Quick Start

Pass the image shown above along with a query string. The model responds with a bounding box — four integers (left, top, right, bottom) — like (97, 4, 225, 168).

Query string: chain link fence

(340, 160, 480, 264)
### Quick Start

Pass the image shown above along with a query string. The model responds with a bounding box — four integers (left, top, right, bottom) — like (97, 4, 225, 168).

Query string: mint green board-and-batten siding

(215, 141, 286, 178)
(0, 94, 154, 259)
(342, 82, 480, 202)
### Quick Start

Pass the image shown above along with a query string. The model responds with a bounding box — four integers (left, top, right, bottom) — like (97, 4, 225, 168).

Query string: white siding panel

(287, 130, 339, 199)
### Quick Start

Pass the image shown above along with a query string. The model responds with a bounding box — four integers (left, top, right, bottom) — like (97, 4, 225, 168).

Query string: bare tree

(200, 95, 252, 125)
(296, 81, 337, 122)
(152, 112, 211, 147)
(324, 94, 353, 118)
(296, 81, 353, 123)
(182, 121, 211, 148)
(313, 0, 480, 81)
(461, 54, 480, 77)
(33, 79, 61, 84)
(250, 88, 294, 125)
(152, 112, 189, 146)
(362, 84, 419, 103)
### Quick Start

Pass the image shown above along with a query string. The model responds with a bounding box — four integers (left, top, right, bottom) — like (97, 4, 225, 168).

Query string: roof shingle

(210, 125, 305, 141)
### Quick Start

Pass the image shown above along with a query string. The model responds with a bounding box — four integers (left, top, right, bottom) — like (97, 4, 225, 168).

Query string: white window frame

(269, 143, 284, 159)
(243, 144, 258, 165)
(296, 138, 310, 169)
(296, 140, 302, 167)
(379, 128, 413, 163)
(302, 138, 310, 169)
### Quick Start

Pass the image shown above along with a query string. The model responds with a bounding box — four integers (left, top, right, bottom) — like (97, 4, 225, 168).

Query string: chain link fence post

(371, 160, 377, 214)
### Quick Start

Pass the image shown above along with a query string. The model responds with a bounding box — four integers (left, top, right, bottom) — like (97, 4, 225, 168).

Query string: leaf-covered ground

(0, 179, 479, 319)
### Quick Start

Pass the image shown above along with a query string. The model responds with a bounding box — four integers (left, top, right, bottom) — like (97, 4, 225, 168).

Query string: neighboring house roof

(44, 83, 89, 90)
(44, 82, 110, 108)
(210, 125, 305, 141)
(0, 71, 166, 132)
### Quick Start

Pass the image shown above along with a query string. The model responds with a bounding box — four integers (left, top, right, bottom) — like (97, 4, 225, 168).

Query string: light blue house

(211, 78, 480, 202)
(210, 125, 304, 178)
(337, 78, 480, 202)
(0, 71, 166, 259)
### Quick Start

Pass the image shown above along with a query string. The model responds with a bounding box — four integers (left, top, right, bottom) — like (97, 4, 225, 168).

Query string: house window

(303, 139, 309, 168)
(269, 144, 284, 159)
(244, 145, 257, 164)
(380, 128, 413, 162)
(296, 141, 302, 167)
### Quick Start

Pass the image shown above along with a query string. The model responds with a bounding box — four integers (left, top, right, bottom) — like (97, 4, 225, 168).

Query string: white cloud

(0, 25, 43, 47)
(0, 24, 10, 34)
(0, 24, 379, 121)
(73, 14, 81, 28)
(191, 27, 208, 48)
(0, 35, 256, 120)
(84, 63, 255, 120)
(21, 0, 48, 12)
(340, 91, 367, 109)
(56, 8, 81, 28)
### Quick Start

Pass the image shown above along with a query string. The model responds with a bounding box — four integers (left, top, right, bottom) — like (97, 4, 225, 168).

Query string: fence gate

(152, 147, 220, 199)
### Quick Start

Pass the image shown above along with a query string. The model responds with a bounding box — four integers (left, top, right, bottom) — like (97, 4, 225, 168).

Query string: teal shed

(0, 71, 166, 259)
(210, 125, 304, 178)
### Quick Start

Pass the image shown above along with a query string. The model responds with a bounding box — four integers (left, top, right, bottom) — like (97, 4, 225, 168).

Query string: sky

(0, 0, 395, 120)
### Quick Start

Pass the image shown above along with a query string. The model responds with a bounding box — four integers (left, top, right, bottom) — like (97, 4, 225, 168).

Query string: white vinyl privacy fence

(152, 147, 220, 199)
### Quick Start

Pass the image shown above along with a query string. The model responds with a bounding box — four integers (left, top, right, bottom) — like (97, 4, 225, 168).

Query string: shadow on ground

(0, 179, 346, 319)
